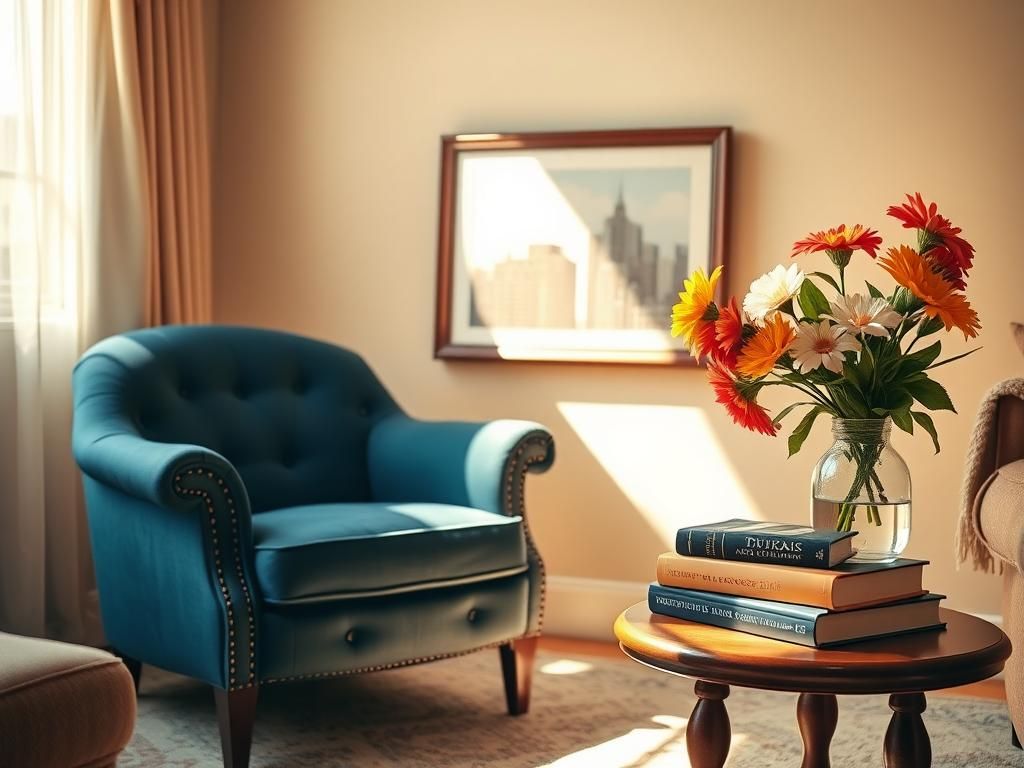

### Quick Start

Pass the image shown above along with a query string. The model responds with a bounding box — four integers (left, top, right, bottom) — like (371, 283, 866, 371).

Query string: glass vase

(810, 417, 911, 562)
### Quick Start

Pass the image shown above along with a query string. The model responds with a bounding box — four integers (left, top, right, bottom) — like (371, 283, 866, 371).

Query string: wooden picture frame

(435, 126, 730, 365)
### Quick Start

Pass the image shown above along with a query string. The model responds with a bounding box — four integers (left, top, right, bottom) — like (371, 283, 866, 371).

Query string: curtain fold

(137, 0, 212, 325)
(0, 0, 213, 642)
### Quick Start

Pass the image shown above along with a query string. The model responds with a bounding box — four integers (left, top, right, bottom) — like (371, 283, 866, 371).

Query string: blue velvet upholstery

(72, 325, 554, 693)
(252, 503, 527, 602)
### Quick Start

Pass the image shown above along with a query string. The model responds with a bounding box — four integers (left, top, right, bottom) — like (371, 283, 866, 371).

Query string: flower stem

(770, 373, 836, 412)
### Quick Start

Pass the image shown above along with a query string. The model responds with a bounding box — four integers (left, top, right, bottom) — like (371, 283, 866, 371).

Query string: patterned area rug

(123, 649, 1020, 767)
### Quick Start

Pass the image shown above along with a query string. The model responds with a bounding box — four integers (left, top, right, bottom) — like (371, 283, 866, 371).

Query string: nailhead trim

(262, 634, 540, 685)
(174, 467, 257, 691)
(502, 433, 552, 633)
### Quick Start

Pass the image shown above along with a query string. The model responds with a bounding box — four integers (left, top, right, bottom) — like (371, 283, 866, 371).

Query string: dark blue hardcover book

(675, 518, 857, 568)
(648, 584, 945, 648)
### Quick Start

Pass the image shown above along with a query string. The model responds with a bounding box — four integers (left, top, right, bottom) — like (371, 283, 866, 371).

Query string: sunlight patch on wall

(557, 402, 762, 547)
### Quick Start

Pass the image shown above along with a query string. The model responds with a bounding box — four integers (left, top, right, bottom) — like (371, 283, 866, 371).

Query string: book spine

(656, 554, 834, 608)
(648, 584, 818, 647)
(675, 527, 831, 568)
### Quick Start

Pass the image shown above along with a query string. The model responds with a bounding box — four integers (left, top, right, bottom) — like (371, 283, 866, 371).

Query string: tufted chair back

(73, 325, 400, 512)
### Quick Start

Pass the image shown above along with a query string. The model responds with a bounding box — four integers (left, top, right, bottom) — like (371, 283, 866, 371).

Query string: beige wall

(213, 0, 1023, 626)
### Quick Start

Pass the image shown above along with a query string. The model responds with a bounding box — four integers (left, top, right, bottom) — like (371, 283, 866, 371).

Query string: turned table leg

(686, 680, 731, 768)
(884, 692, 931, 768)
(797, 692, 838, 768)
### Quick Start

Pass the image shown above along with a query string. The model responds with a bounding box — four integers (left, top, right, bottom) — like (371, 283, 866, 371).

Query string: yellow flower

(671, 266, 722, 356)
(736, 313, 797, 378)
(878, 245, 981, 340)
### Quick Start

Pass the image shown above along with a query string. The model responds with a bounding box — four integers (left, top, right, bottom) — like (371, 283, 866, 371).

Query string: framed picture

(434, 126, 730, 365)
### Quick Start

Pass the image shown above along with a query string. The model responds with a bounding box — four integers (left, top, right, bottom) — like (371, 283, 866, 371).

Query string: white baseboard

(545, 574, 1005, 639)
(544, 576, 650, 642)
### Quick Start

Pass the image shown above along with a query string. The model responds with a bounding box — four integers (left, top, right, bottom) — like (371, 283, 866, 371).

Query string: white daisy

(823, 294, 902, 338)
(743, 264, 805, 321)
(791, 320, 861, 374)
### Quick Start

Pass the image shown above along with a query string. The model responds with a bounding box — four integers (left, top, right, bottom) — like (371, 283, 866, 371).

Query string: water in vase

(811, 498, 911, 562)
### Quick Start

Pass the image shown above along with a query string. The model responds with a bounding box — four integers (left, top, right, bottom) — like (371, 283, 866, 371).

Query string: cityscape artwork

(435, 128, 729, 364)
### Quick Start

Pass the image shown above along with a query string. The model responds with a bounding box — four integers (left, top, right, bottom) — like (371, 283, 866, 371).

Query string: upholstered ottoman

(0, 632, 136, 767)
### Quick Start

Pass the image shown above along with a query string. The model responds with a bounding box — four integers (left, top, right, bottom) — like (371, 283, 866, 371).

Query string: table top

(614, 603, 1012, 695)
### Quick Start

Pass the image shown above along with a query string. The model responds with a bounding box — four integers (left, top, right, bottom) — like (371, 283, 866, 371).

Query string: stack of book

(649, 519, 946, 648)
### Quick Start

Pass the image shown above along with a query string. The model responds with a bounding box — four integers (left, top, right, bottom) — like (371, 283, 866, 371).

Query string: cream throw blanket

(956, 377, 1024, 573)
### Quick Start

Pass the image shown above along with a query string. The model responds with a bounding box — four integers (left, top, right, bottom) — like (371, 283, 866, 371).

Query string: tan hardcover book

(656, 552, 928, 611)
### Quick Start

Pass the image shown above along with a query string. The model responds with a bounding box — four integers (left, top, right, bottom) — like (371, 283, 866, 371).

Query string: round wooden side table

(614, 603, 1011, 768)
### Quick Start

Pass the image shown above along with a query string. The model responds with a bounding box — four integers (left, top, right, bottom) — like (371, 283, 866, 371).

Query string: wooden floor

(538, 635, 1007, 700)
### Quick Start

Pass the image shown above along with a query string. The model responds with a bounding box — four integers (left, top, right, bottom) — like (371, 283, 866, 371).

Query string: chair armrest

(367, 416, 554, 516)
(976, 459, 1024, 570)
(72, 432, 259, 690)
(73, 431, 242, 510)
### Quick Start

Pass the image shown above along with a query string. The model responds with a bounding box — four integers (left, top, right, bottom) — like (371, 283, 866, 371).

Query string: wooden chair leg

(499, 636, 538, 716)
(214, 685, 259, 768)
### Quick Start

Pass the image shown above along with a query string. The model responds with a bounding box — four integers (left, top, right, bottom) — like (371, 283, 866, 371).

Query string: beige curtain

(0, 0, 213, 642)
(134, 0, 213, 325)
(0, 0, 147, 642)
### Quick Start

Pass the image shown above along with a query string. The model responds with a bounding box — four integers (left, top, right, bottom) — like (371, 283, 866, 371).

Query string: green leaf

(926, 347, 982, 371)
(891, 407, 914, 434)
(788, 406, 825, 457)
(771, 401, 817, 428)
(809, 271, 841, 294)
(898, 341, 942, 376)
(829, 382, 870, 418)
(865, 281, 885, 300)
(875, 386, 913, 413)
(911, 411, 941, 454)
(916, 316, 945, 338)
(906, 377, 956, 412)
(798, 279, 832, 320)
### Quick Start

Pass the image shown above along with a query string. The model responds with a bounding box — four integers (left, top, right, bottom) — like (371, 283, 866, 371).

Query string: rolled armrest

(367, 416, 554, 515)
(73, 431, 243, 510)
(73, 431, 258, 690)
(975, 459, 1024, 570)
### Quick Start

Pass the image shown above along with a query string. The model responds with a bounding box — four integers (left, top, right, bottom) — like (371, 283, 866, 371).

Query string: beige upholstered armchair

(960, 380, 1024, 748)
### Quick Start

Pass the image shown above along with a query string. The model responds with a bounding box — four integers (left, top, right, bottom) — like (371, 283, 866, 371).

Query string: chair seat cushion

(252, 502, 527, 603)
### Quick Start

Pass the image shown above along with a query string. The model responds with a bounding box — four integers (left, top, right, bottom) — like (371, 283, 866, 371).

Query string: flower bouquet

(672, 194, 980, 558)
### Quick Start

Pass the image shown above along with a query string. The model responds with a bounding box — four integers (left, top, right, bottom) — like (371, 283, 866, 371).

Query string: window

(0, 0, 84, 326)
(0, 0, 14, 324)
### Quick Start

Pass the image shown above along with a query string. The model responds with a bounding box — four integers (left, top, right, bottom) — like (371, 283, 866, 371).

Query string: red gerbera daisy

(691, 319, 719, 363)
(886, 193, 975, 289)
(791, 224, 883, 263)
(713, 297, 744, 369)
(707, 361, 777, 436)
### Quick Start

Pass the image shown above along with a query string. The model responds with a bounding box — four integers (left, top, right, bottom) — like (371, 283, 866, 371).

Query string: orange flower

(714, 296, 745, 369)
(707, 361, 777, 436)
(791, 224, 882, 261)
(736, 313, 797, 378)
(886, 193, 974, 289)
(671, 266, 722, 361)
(878, 245, 981, 339)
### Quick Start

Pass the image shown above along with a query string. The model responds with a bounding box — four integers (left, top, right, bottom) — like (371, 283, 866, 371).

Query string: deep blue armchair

(71, 325, 554, 768)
